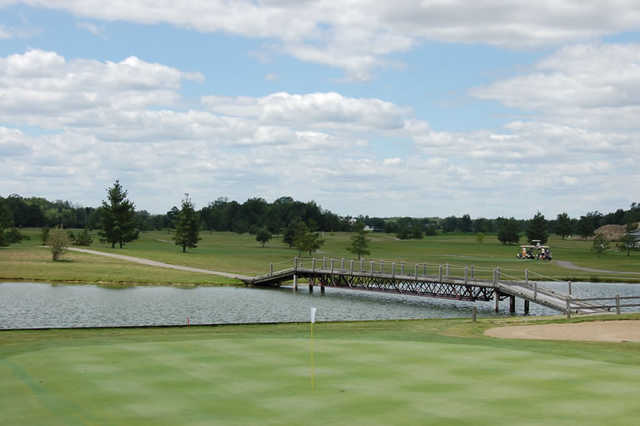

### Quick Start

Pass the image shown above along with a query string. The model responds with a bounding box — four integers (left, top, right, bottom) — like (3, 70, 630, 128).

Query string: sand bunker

(485, 320, 640, 343)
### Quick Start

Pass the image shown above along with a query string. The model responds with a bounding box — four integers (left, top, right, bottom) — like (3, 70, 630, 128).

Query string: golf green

(2, 320, 640, 425)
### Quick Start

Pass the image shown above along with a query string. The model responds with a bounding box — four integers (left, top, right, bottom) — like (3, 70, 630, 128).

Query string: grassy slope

(2, 316, 640, 425)
(2, 229, 639, 285)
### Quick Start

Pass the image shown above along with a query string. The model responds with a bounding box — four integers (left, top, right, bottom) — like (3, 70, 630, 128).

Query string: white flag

(310, 307, 317, 324)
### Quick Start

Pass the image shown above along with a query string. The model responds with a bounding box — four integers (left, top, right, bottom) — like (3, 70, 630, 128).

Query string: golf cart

(517, 240, 552, 261)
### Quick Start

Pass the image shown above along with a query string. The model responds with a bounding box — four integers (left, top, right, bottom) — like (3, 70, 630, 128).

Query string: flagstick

(310, 321, 315, 391)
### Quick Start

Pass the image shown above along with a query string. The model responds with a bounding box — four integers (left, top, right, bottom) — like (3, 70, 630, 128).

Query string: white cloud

(76, 21, 106, 37)
(0, 49, 638, 217)
(8, 1, 640, 78)
(471, 43, 640, 130)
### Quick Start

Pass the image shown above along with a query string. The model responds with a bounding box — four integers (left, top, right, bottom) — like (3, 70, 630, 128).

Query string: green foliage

(293, 222, 325, 255)
(41, 227, 50, 244)
(554, 212, 573, 239)
(497, 218, 520, 245)
(577, 212, 601, 239)
(526, 212, 548, 244)
(617, 222, 638, 256)
(256, 228, 272, 247)
(174, 194, 201, 253)
(47, 226, 70, 261)
(75, 228, 93, 246)
(347, 224, 371, 259)
(282, 221, 298, 248)
(592, 233, 610, 256)
(475, 232, 485, 244)
(99, 180, 139, 248)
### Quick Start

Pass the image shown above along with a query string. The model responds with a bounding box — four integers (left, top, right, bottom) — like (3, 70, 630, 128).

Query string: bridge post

(492, 268, 497, 286)
(360, 258, 364, 272)
(312, 258, 316, 272)
(495, 291, 500, 312)
(330, 259, 334, 274)
(566, 297, 571, 319)
(293, 274, 298, 291)
(414, 264, 418, 280)
(470, 265, 474, 280)
(524, 300, 530, 315)
(270, 263, 273, 276)
(525, 269, 528, 285)
(341, 258, 345, 272)
(392, 262, 396, 278)
(445, 264, 449, 277)
(294, 257, 298, 271)
(323, 256, 327, 270)
(509, 296, 516, 314)
(438, 265, 443, 282)
(534, 281, 537, 301)
(321, 283, 325, 294)
(349, 260, 354, 274)
(616, 294, 621, 315)
(370, 261, 374, 275)
(309, 278, 313, 293)
(568, 281, 572, 296)
(423, 264, 426, 276)
(464, 266, 468, 285)
(400, 263, 404, 275)
(472, 306, 477, 322)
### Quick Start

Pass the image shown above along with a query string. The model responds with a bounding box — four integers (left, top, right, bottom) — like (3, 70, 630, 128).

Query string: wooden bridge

(243, 257, 602, 316)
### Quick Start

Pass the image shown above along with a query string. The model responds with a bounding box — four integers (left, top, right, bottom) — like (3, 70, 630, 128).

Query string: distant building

(631, 230, 640, 248)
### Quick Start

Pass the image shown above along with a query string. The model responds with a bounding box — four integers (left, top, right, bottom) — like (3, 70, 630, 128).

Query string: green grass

(2, 316, 640, 425)
(2, 229, 639, 285)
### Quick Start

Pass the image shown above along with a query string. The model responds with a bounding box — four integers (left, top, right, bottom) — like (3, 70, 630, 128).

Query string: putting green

(2, 320, 640, 425)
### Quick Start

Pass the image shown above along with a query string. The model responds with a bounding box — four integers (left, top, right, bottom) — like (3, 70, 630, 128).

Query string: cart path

(554, 260, 640, 275)
(68, 247, 251, 280)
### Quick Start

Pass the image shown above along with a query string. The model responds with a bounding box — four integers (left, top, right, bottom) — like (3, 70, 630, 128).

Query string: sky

(0, 1, 639, 219)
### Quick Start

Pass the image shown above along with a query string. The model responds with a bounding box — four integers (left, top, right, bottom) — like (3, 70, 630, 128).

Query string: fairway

(2, 319, 640, 425)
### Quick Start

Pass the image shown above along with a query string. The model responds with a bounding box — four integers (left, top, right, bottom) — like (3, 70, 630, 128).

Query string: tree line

(1, 185, 639, 248)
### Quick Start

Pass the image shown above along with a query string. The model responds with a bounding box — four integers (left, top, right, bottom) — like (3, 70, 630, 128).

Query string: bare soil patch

(485, 320, 640, 342)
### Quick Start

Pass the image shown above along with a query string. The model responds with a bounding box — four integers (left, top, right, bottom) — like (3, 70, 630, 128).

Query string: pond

(1, 281, 639, 329)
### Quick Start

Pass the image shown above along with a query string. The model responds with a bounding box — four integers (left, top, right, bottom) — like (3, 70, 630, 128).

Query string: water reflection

(0, 281, 638, 329)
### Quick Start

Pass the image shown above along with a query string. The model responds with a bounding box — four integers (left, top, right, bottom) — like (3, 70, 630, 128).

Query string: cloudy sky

(0, 1, 638, 218)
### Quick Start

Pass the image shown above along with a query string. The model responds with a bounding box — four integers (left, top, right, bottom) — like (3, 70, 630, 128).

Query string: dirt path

(68, 247, 251, 281)
(485, 320, 640, 342)
(554, 260, 640, 275)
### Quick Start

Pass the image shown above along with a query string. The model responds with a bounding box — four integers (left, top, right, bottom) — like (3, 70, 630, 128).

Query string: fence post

(392, 262, 396, 278)
(464, 266, 468, 285)
(566, 297, 571, 319)
(294, 257, 298, 271)
(616, 294, 621, 315)
(492, 268, 497, 286)
(400, 263, 405, 275)
(341, 258, 345, 272)
(568, 281, 572, 296)
(270, 263, 273, 276)
(438, 265, 443, 282)
(349, 260, 354, 274)
(414, 264, 418, 280)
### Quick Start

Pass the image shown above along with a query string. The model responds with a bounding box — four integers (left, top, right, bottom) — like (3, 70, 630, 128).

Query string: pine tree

(526, 212, 548, 244)
(497, 218, 520, 245)
(99, 180, 139, 248)
(174, 194, 201, 253)
(347, 223, 371, 259)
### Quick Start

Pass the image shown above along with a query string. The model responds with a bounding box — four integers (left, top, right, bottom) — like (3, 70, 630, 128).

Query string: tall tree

(497, 217, 520, 245)
(293, 222, 324, 256)
(554, 212, 573, 239)
(99, 180, 139, 248)
(256, 228, 272, 247)
(526, 212, 548, 244)
(617, 222, 638, 257)
(347, 223, 371, 259)
(174, 194, 201, 253)
(592, 233, 609, 256)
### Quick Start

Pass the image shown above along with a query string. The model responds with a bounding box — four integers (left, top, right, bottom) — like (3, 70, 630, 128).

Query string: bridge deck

(243, 259, 601, 314)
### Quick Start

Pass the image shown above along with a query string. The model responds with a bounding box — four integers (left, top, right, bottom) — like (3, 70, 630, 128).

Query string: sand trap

(485, 320, 640, 343)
